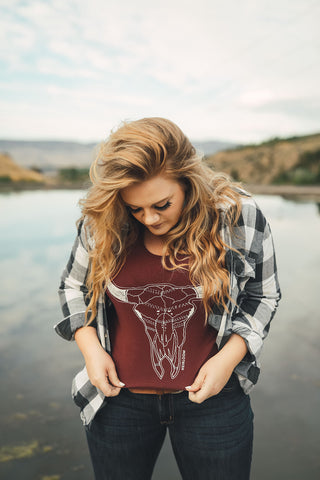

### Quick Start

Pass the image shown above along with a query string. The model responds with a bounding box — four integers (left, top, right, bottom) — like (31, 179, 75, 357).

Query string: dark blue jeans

(85, 375, 253, 480)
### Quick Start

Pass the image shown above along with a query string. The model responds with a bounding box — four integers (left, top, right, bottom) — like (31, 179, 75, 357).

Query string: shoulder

(77, 216, 95, 250)
(237, 191, 267, 233)
(220, 189, 269, 255)
(218, 187, 266, 230)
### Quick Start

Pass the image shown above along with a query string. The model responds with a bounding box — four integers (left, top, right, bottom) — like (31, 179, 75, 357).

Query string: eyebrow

(125, 195, 171, 209)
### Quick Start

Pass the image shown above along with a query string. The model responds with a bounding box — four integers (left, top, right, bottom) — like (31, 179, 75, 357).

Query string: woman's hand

(186, 333, 248, 403)
(185, 355, 233, 403)
(75, 326, 125, 397)
(85, 345, 125, 397)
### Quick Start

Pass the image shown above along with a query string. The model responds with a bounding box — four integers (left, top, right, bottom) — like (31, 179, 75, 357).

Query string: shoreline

(244, 184, 320, 201)
(1, 182, 320, 201)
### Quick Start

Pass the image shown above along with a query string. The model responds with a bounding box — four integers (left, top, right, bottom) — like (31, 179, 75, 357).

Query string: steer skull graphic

(107, 282, 202, 379)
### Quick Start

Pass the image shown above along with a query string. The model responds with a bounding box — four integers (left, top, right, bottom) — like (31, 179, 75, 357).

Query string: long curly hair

(79, 117, 245, 323)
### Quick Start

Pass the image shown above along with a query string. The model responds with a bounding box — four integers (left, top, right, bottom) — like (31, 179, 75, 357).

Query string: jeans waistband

(128, 387, 184, 395)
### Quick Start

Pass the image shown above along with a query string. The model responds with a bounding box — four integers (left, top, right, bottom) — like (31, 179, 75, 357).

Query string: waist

(128, 387, 184, 395)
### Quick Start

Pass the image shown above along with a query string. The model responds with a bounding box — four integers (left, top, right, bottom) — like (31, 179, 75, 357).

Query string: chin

(148, 225, 169, 235)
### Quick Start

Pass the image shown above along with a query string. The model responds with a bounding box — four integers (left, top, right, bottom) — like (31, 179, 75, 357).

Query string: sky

(0, 0, 319, 144)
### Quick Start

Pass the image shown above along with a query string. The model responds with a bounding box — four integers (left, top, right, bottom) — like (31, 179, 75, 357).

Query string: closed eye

(127, 206, 142, 214)
(155, 201, 172, 211)
(127, 201, 172, 214)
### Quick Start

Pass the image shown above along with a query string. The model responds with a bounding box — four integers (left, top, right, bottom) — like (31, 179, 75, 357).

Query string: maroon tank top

(106, 238, 218, 390)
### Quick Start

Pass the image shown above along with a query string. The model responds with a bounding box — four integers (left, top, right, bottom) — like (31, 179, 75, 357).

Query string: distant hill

(0, 139, 236, 171)
(193, 140, 239, 156)
(0, 153, 49, 185)
(0, 140, 98, 171)
(206, 133, 320, 185)
(2, 133, 319, 189)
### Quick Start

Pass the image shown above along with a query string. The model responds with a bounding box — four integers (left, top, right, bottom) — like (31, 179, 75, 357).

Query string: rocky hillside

(1, 132, 320, 191)
(0, 140, 98, 171)
(0, 153, 49, 185)
(0, 139, 237, 171)
(206, 133, 320, 185)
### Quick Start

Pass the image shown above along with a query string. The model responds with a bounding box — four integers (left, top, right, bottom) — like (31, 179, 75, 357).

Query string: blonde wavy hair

(80, 117, 245, 324)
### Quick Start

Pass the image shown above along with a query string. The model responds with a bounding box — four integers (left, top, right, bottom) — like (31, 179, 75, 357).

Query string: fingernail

(119, 382, 125, 387)
(185, 386, 191, 390)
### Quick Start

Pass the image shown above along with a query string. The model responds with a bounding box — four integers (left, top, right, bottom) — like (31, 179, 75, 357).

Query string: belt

(128, 387, 184, 395)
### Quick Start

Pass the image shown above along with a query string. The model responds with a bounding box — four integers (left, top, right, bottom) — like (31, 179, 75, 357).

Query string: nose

(143, 210, 160, 225)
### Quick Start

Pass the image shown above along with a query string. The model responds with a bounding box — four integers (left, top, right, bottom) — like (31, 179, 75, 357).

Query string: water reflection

(0, 190, 319, 480)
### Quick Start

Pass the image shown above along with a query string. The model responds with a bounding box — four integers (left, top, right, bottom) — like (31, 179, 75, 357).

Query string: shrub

(58, 167, 89, 183)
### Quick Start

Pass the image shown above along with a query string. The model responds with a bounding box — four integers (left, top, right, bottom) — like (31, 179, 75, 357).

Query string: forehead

(120, 174, 180, 206)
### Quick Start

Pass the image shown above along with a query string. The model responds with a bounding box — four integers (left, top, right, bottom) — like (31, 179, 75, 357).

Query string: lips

(150, 223, 163, 229)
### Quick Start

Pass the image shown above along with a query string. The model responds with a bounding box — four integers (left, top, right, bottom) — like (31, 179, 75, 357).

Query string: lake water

(0, 190, 319, 480)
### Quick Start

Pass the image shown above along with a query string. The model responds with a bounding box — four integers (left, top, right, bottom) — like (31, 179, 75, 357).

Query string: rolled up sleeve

(55, 220, 94, 341)
(231, 209, 281, 377)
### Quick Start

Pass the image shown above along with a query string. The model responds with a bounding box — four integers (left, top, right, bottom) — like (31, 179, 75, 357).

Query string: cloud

(255, 97, 320, 121)
(0, 0, 320, 141)
(36, 58, 99, 79)
(238, 90, 278, 108)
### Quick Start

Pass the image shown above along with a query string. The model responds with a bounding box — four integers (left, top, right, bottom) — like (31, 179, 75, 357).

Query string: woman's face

(120, 173, 186, 237)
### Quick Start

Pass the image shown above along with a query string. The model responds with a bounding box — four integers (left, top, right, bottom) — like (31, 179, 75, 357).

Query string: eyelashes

(155, 201, 172, 211)
(128, 201, 172, 214)
(127, 206, 142, 213)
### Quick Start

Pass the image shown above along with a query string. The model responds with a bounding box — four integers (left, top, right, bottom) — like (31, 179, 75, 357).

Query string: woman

(56, 117, 281, 480)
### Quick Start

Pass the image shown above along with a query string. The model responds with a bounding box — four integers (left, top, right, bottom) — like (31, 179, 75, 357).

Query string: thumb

(107, 363, 125, 388)
(185, 374, 204, 393)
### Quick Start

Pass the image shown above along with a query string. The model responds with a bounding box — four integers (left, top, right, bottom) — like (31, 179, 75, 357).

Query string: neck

(143, 229, 166, 256)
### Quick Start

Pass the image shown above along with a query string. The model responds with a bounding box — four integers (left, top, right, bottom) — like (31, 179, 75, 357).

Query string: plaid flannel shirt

(55, 194, 281, 425)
